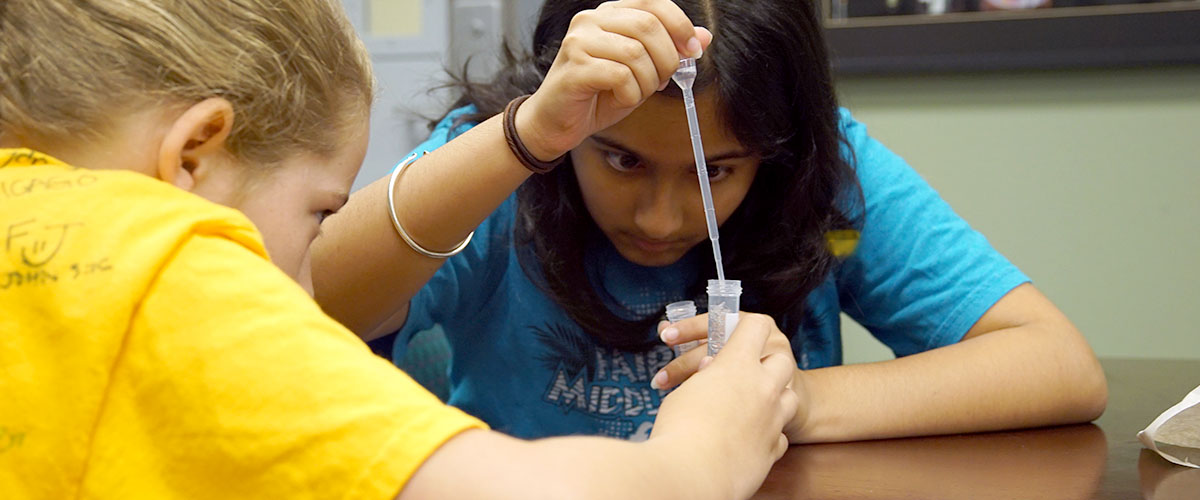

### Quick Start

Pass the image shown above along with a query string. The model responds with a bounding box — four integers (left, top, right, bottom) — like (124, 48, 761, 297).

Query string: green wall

(834, 66, 1200, 363)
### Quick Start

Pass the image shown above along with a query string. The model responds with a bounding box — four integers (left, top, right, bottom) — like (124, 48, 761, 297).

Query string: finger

(581, 31, 662, 100)
(575, 57, 643, 108)
(597, 0, 700, 58)
(650, 344, 708, 390)
(718, 313, 773, 360)
(664, 314, 708, 344)
(589, 7, 682, 88)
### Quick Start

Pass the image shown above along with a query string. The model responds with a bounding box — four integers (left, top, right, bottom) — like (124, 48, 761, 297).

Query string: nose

(633, 179, 685, 240)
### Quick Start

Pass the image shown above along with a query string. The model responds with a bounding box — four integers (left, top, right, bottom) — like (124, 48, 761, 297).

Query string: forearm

(532, 435, 734, 500)
(312, 115, 532, 337)
(399, 430, 736, 500)
(790, 321, 1107, 443)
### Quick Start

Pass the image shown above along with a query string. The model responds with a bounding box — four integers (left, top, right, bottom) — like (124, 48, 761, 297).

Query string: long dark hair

(443, 0, 861, 351)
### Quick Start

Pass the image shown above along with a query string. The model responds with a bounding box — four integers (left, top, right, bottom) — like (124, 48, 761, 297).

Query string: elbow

(1043, 355, 1107, 426)
(1040, 319, 1108, 424)
(1075, 359, 1108, 422)
(1061, 332, 1108, 423)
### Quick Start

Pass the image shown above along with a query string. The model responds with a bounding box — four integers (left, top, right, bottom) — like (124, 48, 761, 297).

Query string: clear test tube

(706, 280, 742, 357)
(665, 300, 699, 357)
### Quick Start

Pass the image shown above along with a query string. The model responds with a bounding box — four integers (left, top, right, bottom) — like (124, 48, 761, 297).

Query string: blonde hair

(0, 0, 374, 167)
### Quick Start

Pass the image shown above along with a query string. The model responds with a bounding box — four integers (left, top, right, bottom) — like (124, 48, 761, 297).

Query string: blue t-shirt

(384, 106, 1029, 440)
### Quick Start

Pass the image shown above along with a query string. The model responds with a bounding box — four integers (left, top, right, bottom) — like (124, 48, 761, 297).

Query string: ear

(156, 98, 234, 191)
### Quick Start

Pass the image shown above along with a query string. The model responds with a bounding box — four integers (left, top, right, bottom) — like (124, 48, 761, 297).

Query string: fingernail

(686, 37, 702, 59)
(651, 370, 668, 390)
(697, 356, 713, 371)
(658, 79, 670, 92)
(660, 327, 679, 343)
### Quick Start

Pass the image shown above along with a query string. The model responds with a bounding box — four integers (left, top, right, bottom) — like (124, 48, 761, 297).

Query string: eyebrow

(590, 135, 755, 163)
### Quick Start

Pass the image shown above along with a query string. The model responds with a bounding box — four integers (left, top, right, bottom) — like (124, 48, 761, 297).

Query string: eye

(704, 165, 733, 182)
(603, 150, 642, 173)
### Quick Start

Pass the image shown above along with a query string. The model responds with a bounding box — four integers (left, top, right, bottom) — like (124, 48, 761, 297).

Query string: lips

(630, 236, 679, 253)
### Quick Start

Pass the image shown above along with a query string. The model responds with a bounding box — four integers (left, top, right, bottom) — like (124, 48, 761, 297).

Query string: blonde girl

(0, 1, 794, 499)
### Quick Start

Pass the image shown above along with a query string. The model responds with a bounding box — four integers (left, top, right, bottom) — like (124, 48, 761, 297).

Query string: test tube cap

(665, 300, 697, 323)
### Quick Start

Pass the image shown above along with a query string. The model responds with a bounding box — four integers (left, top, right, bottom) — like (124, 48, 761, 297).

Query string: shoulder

(53, 167, 266, 248)
(145, 232, 304, 320)
(835, 107, 894, 173)
(832, 108, 924, 204)
(836, 107, 873, 151)
(1, 163, 267, 304)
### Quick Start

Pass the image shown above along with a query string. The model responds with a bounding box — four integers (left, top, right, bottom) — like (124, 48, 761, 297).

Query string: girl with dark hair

(315, 0, 1106, 443)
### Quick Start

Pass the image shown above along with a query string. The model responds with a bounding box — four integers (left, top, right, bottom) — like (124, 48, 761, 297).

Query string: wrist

(512, 94, 572, 162)
(786, 369, 815, 443)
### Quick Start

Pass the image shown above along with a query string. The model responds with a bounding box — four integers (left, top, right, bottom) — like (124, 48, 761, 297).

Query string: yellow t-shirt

(0, 149, 485, 499)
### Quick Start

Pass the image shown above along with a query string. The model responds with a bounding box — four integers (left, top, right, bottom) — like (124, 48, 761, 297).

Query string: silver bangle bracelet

(387, 152, 473, 259)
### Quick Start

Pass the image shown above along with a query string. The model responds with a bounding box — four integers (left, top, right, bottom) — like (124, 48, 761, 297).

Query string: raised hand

(514, 0, 712, 161)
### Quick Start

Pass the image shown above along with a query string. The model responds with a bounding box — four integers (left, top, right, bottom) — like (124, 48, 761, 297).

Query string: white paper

(1138, 384, 1200, 468)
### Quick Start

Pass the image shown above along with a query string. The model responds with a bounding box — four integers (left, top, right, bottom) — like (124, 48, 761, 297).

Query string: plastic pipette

(671, 58, 725, 281)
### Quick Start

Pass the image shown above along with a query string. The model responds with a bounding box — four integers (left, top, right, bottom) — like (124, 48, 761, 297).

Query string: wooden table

(753, 358, 1199, 499)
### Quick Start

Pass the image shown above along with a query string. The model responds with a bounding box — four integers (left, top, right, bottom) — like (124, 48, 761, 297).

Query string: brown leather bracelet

(503, 94, 566, 174)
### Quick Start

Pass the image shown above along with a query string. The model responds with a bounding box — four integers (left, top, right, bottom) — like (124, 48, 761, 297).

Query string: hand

(648, 313, 801, 498)
(515, 0, 713, 161)
(656, 312, 811, 442)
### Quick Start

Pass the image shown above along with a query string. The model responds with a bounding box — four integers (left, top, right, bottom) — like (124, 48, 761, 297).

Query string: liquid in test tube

(665, 300, 700, 357)
(706, 280, 741, 356)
